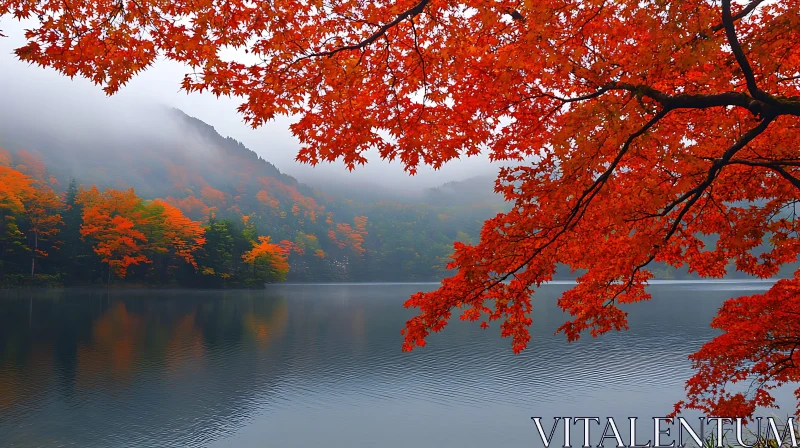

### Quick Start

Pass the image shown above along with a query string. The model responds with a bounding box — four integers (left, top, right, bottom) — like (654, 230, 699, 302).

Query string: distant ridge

(0, 103, 504, 282)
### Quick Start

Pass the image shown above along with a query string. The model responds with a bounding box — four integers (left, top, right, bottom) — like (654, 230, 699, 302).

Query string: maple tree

(1, 162, 63, 281)
(76, 187, 214, 281)
(152, 200, 206, 270)
(3, 0, 800, 419)
(0, 165, 34, 215)
(77, 186, 151, 280)
(24, 186, 63, 277)
(241, 236, 290, 282)
(0, 166, 35, 267)
(0, 159, 293, 286)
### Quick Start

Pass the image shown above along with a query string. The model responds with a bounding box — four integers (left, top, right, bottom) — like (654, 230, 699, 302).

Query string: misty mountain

(422, 176, 502, 206)
(3, 103, 786, 284)
(0, 105, 508, 282)
(0, 105, 299, 198)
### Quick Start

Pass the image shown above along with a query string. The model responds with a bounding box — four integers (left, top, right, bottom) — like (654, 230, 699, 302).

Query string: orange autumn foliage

(0, 166, 35, 214)
(255, 189, 279, 210)
(0, 166, 62, 273)
(333, 216, 368, 256)
(242, 236, 290, 279)
(256, 176, 323, 222)
(78, 187, 150, 278)
(0, 147, 11, 167)
(200, 186, 225, 207)
(0, 167, 36, 261)
(327, 230, 339, 247)
(3, 0, 800, 420)
(26, 186, 63, 274)
(163, 195, 210, 220)
(13, 150, 47, 183)
(289, 232, 323, 257)
(152, 199, 206, 270)
(278, 239, 294, 255)
(77, 188, 206, 278)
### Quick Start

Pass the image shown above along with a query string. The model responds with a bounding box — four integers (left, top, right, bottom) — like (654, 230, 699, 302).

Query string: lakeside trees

(0, 164, 289, 287)
(2, 0, 799, 418)
(0, 146, 492, 285)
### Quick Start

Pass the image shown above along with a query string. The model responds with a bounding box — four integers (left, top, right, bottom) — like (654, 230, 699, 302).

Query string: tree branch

(307, 0, 429, 58)
(545, 82, 800, 118)
(721, 0, 769, 103)
(710, 0, 767, 34)
(725, 159, 800, 191)
(463, 109, 671, 301)
(659, 116, 776, 245)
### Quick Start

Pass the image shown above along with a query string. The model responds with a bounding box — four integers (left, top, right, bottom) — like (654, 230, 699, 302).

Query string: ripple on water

(0, 283, 790, 448)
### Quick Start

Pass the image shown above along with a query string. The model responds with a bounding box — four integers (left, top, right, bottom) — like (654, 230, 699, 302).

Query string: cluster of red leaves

(668, 276, 800, 419)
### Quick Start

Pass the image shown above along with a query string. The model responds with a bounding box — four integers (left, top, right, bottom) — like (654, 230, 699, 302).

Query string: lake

(0, 281, 795, 447)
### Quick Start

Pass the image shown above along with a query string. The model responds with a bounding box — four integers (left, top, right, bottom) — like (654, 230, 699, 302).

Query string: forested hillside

(0, 107, 506, 286)
(1, 106, 794, 287)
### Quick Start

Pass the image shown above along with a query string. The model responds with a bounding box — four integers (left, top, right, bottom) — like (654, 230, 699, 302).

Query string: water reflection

(0, 282, 794, 448)
(0, 289, 289, 447)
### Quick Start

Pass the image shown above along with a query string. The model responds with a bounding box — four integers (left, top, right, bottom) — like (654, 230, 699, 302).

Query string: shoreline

(0, 277, 783, 292)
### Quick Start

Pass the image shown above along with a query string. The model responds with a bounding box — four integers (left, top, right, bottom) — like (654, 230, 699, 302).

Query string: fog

(0, 17, 501, 193)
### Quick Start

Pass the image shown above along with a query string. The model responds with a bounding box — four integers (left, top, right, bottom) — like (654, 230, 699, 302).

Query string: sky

(0, 17, 502, 191)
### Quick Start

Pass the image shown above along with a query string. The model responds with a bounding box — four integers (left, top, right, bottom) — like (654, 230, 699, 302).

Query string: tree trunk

(108, 265, 112, 284)
(30, 232, 38, 279)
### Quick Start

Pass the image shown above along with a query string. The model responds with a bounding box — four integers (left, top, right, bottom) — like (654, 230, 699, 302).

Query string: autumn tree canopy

(2, 0, 800, 419)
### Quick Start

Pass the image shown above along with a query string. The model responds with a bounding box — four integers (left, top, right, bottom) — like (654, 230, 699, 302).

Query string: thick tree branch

(613, 116, 778, 288)
(725, 159, 800, 191)
(659, 116, 776, 246)
(307, 0, 429, 58)
(546, 82, 800, 118)
(465, 109, 671, 301)
(710, 0, 767, 34)
(721, 0, 770, 103)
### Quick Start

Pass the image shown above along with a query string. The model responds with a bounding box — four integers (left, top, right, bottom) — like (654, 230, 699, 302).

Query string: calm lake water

(0, 281, 796, 447)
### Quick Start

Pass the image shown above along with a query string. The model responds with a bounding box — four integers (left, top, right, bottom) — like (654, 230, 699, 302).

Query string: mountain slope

(0, 106, 503, 282)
